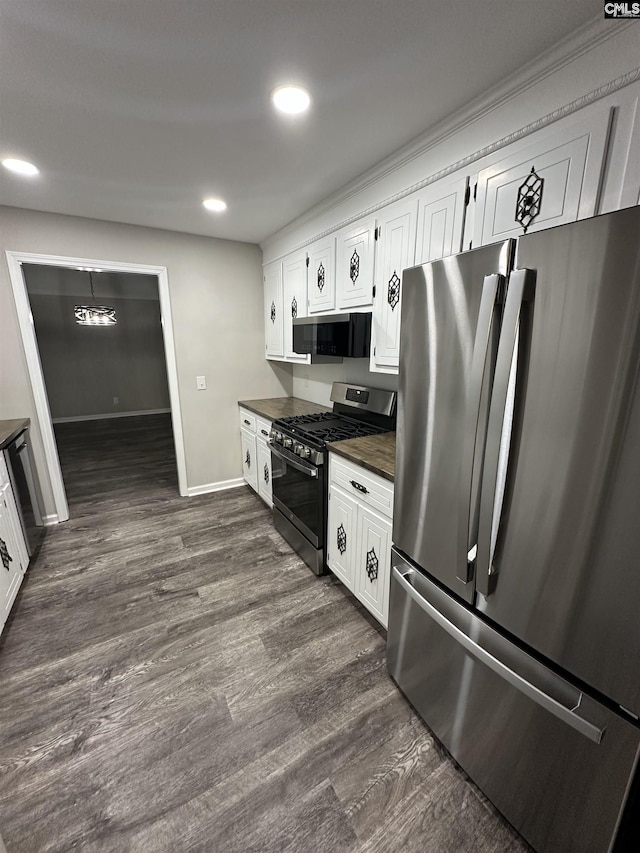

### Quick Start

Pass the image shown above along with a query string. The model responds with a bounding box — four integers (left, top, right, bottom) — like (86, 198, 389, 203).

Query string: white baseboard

(52, 408, 171, 424)
(186, 477, 246, 497)
(42, 514, 59, 526)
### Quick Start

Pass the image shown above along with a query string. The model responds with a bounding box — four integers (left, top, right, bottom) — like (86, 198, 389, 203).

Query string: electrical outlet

(196, 375, 207, 390)
(113, 396, 119, 405)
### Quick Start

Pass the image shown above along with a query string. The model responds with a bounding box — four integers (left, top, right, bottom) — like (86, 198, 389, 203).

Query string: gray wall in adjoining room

(26, 287, 170, 421)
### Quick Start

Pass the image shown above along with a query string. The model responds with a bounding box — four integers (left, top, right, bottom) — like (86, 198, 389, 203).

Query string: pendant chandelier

(74, 268, 117, 326)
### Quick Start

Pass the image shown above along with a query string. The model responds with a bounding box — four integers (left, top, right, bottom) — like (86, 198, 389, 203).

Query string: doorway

(6, 252, 187, 523)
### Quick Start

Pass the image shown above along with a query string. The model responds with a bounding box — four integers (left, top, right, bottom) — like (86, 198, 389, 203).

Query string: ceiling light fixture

(203, 198, 227, 212)
(2, 158, 39, 177)
(75, 270, 117, 326)
(271, 85, 311, 115)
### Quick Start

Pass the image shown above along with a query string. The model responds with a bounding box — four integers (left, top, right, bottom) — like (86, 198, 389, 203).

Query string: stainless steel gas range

(269, 382, 396, 575)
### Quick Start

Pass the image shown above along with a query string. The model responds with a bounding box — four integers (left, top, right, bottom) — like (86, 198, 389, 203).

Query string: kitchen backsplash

(291, 361, 398, 407)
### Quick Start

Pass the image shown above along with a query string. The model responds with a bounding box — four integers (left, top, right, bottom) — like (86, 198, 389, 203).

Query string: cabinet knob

(245, 450, 251, 468)
(365, 547, 378, 582)
(337, 523, 347, 555)
(0, 537, 12, 571)
(350, 479, 368, 495)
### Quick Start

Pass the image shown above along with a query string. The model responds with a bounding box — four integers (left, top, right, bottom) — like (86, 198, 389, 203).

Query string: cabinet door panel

(308, 237, 336, 313)
(371, 197, 418, 373)
(264, 261, 284, 358)
(356, 505, 391, 628)
(283, 252, 310, 363)
(241, 429, 258, 492)
(256, 439, 273, 507)
(327, 486, 358, 592)
(336, 218, 376, 309)
(2, 482, 28, 572)
(474, 109, 611, 246)
(415, 177, 467, 264)
(0, 487, 25, 630)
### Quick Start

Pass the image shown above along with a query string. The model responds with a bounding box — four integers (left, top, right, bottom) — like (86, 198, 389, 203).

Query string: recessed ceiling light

(271, 85, 311, 116)
(203, 198, 227, 212)
(2, 158, 40, 177)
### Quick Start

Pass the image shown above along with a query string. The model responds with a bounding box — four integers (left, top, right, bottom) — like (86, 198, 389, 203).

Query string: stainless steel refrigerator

(388, 205, 640, 853)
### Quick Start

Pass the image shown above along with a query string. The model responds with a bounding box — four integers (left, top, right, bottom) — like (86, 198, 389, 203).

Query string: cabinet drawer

(256, 416, 272, 441)
(329, 455, 393, 519)
(239, 408, 256, 433)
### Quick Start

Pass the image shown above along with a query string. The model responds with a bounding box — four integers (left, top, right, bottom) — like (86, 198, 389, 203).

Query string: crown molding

(263, 18, 635, 256)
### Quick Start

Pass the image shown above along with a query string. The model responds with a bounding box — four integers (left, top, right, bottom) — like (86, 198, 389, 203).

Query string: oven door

(270, 443, 324, 547)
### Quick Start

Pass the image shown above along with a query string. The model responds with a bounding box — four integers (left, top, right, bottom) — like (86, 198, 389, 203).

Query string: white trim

(52, 408, 171, 424)
(5, 252, 189, 524)
(186, 478, 246, 497)
(262, 63, 640, 262)
(42, 514, 59, 527)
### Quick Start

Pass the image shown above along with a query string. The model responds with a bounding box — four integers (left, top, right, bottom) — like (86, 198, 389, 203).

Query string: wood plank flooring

(0, 414, 531, 852)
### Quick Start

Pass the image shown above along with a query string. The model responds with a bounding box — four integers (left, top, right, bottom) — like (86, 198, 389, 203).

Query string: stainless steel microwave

(292, 313, 371, 358)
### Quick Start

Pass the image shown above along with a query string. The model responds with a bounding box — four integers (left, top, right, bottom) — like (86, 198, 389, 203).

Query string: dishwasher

(3, 429, 46, 558)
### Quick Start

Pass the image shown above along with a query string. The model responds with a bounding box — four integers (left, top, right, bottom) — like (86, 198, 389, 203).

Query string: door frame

(5, 250, 188, 523)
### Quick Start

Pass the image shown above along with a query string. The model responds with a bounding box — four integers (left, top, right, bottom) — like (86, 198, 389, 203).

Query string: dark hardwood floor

(0, 414, 530, 852)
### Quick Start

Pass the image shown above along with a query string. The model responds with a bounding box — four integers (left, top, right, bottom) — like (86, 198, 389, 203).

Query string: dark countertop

(329, 431, 396, 482)
(0, 418, 30, 450)
(238, 397, 330, 421)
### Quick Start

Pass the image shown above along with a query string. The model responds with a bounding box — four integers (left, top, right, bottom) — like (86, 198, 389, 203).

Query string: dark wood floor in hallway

(0, 414, 530, 852)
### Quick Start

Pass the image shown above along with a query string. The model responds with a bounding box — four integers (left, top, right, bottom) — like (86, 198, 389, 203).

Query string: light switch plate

(196, 375, 206, 390)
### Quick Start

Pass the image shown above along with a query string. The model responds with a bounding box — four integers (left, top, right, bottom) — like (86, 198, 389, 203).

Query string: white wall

(0, 207, 293, 516)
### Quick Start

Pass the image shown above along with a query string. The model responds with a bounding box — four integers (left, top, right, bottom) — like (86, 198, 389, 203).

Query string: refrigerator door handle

(457, 273, 502, 583)
(476, 268, 536, 596)
(393, 565, 605, 744)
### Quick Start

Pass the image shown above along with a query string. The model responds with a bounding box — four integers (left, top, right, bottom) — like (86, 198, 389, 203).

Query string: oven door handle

(269, 443, 318, 478)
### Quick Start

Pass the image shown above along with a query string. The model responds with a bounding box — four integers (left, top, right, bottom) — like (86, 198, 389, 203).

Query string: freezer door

(388, 549, 640, 853)
(394, 241, 513, 602)
(474, 205, 640, 716)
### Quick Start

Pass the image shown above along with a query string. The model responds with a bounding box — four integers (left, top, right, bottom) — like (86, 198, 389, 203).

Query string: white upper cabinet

(307, 236, 336, 314)
(282, 251, 310, 364)
(264, 261, 284, 359)
(370, 196, 418, 374)
(473, 108, 612, 246)
(415, 176, 468, 265)
(336, 217, 376, 309)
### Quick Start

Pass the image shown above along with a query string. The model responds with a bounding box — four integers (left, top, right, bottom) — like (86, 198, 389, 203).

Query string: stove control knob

(269, 429, 277, 442)
(301, 446, 311, 459)
(275, 431, 283, 443)
(283, 437, 293, 449)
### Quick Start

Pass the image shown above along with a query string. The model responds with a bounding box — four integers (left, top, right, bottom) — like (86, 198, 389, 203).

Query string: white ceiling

(0, 1, 599, 245)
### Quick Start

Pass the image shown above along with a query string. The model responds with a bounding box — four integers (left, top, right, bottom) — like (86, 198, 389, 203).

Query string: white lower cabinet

(326, 485, 357, 590)
(239, 408, 272, 507)
(241, 428, 258, 492)
(327, 454, 393, 628)
(256, 417, 273, 507)
(355, 503, 391, 627)
(0, 472, 28, 634)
